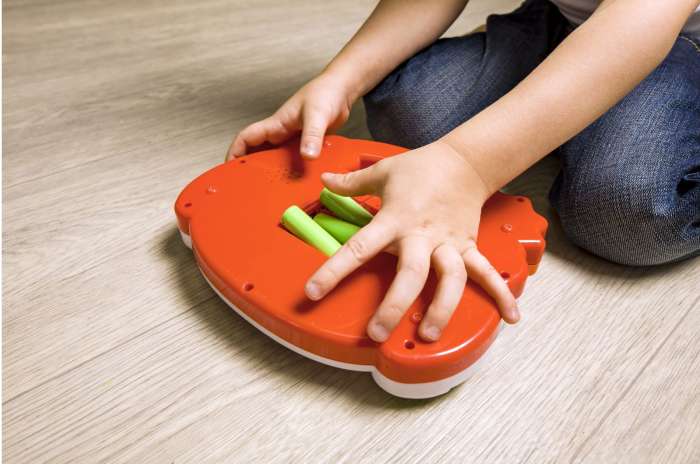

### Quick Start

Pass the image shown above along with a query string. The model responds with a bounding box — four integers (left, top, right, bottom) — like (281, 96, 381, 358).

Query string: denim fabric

(363, 0, 700, 266)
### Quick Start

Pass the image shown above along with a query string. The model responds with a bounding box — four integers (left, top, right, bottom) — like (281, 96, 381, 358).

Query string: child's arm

(442, 0, 700, 194)
(305, 0, 700, 343)
(322, 0, 469, 103)
(227, 0, 468, 160)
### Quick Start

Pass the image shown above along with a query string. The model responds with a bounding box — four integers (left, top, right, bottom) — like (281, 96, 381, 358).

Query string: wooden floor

(3, 1, 699, 462)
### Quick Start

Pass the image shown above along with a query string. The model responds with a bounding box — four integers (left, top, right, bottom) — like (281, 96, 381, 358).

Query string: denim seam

(679, 35, 700, 53)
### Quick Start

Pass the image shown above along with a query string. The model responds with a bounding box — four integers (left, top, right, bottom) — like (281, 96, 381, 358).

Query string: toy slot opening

(277, 197, 378, 231)
(277, 196, 378, 256)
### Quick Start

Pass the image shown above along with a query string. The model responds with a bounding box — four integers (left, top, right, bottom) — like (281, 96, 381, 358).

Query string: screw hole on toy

(243, 282, 254, 291)
(517, 197, 525, 202)
(404, 340, 415, 349)
(500, 272, 510, 279)
(184, 202, 192, 208)
(240, 159, 246, 164)
(410, 312, 423, 323)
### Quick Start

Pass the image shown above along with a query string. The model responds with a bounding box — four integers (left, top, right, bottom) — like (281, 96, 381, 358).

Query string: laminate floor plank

(4, 1, 698, 462)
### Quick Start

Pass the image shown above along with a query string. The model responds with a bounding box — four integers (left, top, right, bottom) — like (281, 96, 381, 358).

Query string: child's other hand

(226, 73, 354, 161)
(304, 141, 520, 343)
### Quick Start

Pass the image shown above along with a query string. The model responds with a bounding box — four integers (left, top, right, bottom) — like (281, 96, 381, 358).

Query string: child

(227, 0, 700, 343)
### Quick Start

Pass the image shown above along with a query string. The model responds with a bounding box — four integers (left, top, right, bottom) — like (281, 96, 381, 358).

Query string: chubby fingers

(418, 244, 467, 342)
(305, 213, 395, 301)
(367, 237, 432, 342)
(226, 116, 292, 161)
(462, 245, 520, 323)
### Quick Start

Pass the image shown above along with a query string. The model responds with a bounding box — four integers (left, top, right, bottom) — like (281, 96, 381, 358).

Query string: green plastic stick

(319, 188, 373, 226)
(313, 213, 360, 244)
(281, 205, 341, 256)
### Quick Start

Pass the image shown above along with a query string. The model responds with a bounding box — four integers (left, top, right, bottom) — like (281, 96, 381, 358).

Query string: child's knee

(363, 35, 488, 149)
(551, 164, 700, 266)
(363, 71, 424, 148)
(363, 65, 452, 148)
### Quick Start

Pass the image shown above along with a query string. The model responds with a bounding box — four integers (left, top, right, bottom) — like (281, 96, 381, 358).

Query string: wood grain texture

(3, 1, 699, 463)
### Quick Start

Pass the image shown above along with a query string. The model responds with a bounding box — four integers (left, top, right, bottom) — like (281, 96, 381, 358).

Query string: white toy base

(180, 229, 488, 399)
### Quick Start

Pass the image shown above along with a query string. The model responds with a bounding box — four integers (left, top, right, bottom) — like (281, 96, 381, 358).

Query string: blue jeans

(364, 0, 700, 266)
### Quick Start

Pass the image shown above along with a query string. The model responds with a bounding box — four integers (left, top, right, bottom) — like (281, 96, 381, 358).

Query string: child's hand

(226, 73, 354, 161)
(304, 141, 520, 343)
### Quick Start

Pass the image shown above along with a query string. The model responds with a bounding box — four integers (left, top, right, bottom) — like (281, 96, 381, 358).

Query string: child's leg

(550, 35, 700, 266)
(363, 0, 571, 148)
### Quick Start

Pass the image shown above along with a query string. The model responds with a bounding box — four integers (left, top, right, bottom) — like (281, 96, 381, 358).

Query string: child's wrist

(436, 135, 501, 199)
(320, 64, 365, 103)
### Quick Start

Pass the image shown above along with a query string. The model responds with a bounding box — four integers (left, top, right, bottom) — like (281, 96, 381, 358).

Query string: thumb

(321, 163, 385, 197)
(300, 107, 328, 159)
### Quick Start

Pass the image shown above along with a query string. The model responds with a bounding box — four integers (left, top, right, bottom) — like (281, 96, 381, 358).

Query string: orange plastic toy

(175, 136, 547, 398)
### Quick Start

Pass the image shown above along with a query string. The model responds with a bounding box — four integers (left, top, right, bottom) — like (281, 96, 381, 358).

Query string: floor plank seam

(5, 226, 198, 314)
(3, 295, 217, 406)
(4, 118, 232, 191)
(568, 302, 696, 462)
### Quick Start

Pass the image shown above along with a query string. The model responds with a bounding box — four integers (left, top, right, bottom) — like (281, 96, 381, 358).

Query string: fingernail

(370, 321, 389, 342)
(510, 304, 521, 323)
(302, 143, 319, 157)
(306, 282, 321, 300)
(423, 325, 441, 341)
